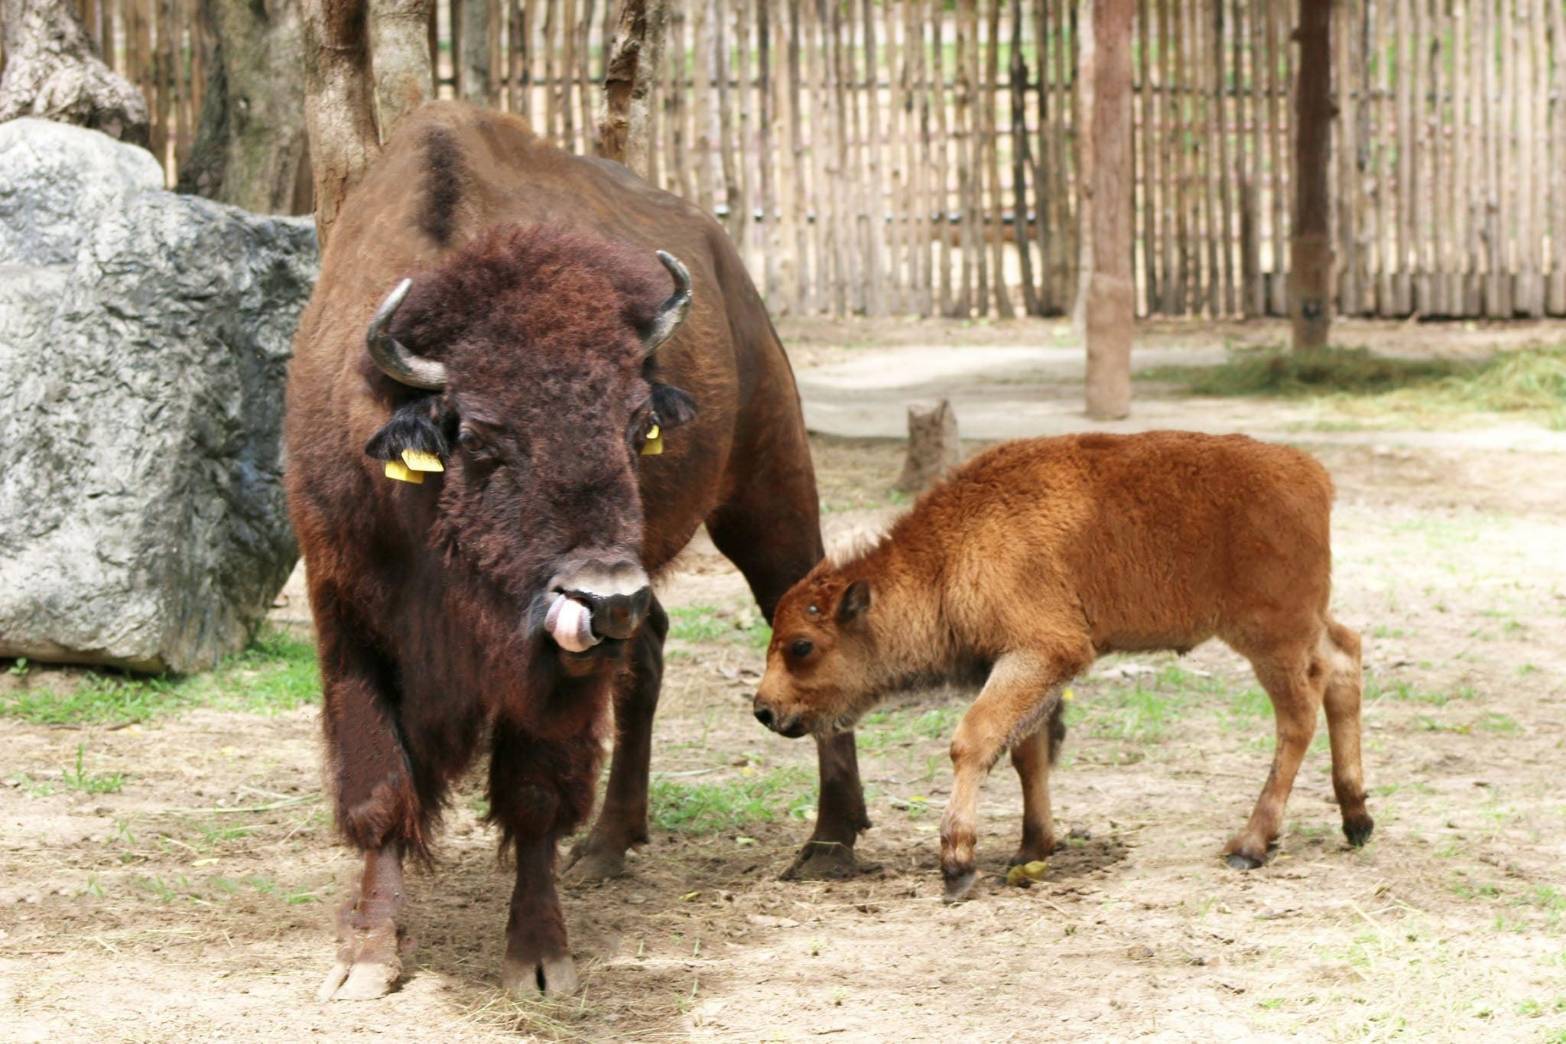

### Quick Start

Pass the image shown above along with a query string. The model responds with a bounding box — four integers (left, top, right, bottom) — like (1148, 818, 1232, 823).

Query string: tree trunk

(458, 0, 491, 102)
(1290, 0, 1333, 350)
(0, 0, 150, 146)
(302, 0, 383, 245)
(597, 0, 669, 175)
(1083, 0, 1134, 420)
(177, 0, 311, 214)
(369, 0, 435, 133)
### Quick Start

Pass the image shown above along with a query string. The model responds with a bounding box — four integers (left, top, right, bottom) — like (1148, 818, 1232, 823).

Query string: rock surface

(0, 118, 317, 672)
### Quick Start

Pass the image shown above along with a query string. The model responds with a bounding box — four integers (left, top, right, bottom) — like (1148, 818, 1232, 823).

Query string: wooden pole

(597, 0, 667, 175)
(1289, 0, 1332, 349)
(1083, 0, 1133, 419)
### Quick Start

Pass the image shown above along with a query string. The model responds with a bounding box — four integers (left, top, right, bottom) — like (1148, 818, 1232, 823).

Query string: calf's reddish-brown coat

(754, 431, 1373, 900)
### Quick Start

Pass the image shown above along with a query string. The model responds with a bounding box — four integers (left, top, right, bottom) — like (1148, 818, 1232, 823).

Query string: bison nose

(578, 586, 652, 641)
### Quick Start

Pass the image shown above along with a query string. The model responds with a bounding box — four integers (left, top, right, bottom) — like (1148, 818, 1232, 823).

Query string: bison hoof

(1342, 814, 1375, 848)
(562, 838, 630, 883)
(942, 868, 978, 903)
(317, 954, 401, 1002)
(502, 954, 579, 998)
(782, 839, 873, 881)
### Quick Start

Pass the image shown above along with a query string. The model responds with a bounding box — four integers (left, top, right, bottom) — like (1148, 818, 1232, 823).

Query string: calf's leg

(1225, 646, 1326, 869)
(942, 646, 1089, 901)
(1008, 698, 1066, 868)
(565, 599, 669, 880)
(488, 721, 600, 997)
(1321, 619, 1374, 846)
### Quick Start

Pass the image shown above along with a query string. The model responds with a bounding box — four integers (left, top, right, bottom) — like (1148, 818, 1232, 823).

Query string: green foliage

(649, 768, 816, 834)
(0, 627, 320, 727)
(61, 743, 125, 794)
(667, 605, 772, 650)
(1141, 345, 1566, 428)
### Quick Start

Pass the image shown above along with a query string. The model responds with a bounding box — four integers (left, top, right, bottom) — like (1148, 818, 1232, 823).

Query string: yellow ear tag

(1062, 688, 1075, 702)
(401, 449, 444, 473)
(384, 459, 424, 484)
(640, 423, 664, 457)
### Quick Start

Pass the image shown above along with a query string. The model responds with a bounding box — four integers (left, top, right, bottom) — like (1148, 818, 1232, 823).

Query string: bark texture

(0, 0, 150, 146)
(371, 0, 435, 129)
(597, 0, 669, 174)
(177, 0, 311, 213)
(1290, 0, 1333, 349)
(302, 0, 383, 244)
(1082, 0, 1134, 420)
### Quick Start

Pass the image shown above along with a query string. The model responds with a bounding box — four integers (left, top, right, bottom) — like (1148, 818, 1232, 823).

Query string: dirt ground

(3, 320, 1565, 1042)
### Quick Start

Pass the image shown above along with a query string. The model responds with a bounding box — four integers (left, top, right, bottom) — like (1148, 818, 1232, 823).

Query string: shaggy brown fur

(287, 102, 870, 1001)
(754, 430, 1373, 901)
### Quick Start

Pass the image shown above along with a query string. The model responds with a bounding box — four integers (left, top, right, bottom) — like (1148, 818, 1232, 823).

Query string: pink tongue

(546, 595, 597, 653)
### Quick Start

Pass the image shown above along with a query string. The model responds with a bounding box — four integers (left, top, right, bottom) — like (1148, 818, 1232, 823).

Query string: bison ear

(365, 398, 450, 461)
(836, 579, 871, 625)
(650, 384, 698, 429)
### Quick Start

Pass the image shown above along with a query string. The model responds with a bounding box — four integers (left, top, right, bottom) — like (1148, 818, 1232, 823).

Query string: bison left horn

(643, 251, 692, 358)
(367, 277, 448, 390)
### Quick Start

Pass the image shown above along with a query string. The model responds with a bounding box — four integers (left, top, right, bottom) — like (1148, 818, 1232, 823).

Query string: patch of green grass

(858, 704, 962, 753)
(667, 605, 772, 650)
(1140, 345, 1566, 428)
(1364, 673, 1475, 706)
(0, 627, 319, 727)
(60, 743, 124, 794)
(649, 767, 815, 835)
(1476, 712, 1521, 735)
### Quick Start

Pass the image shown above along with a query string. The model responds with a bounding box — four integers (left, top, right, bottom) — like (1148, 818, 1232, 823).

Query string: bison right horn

(642, 251, 692, 358)
(367, 278, 448, 390)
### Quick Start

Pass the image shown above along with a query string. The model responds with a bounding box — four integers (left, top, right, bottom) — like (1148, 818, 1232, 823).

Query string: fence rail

(35, 0, 1566, 319)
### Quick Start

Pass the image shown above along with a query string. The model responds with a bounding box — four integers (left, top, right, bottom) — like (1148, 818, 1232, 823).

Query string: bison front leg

(564, 599, 668, 881)
(783, 730, 874, 880)
(318, 846, 408, 1001)
(315, 620, 429, 1002)
(489, 724, 599, 997)
(941, 646, 1088, 902)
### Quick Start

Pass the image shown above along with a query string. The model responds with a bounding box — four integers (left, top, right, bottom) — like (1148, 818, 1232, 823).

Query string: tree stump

(0, 0, 149, 146)
(895, 399, 961, 495)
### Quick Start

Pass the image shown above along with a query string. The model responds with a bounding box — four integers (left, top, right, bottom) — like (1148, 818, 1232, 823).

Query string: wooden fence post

(1290, 0, 1332, 350)
(1083, 0, 1133, 420)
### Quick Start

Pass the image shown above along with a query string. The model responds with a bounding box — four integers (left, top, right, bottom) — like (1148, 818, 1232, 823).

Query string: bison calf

(753, 431, 1372, 900)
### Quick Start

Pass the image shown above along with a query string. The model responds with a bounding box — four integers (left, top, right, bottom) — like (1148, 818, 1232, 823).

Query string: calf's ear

(365, 398, 450, 461)
(836, 579, 871, 625)
(651, 384, 698, 428)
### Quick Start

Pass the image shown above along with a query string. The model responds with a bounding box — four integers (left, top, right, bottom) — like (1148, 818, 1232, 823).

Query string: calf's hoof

(502, 954, 579, 998)
(1342, 813, 1375, 848)
(782, 839, 874, 881)
(942, 867, 978, 903)
(1224, 852, 1265, 870)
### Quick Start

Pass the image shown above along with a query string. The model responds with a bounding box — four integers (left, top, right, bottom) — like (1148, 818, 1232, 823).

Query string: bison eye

(789, 638, 814, 660)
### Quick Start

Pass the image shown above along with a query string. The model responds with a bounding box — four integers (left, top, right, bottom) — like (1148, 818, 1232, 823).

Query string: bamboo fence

(35, 0, 1566, 318)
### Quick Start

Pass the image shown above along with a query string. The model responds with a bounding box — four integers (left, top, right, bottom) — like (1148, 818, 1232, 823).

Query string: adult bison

(285, 100, 869, 1000)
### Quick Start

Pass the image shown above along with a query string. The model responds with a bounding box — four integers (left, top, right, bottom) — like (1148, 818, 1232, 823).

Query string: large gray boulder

(0, 118, 317, 673)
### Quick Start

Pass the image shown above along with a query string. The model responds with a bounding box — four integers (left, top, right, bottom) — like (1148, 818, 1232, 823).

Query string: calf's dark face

(754, 573, 882, 737)
(359, 228, 696, 663)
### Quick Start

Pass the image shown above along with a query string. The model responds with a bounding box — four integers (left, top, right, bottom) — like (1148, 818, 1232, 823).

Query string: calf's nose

(753, 703, 776, 730)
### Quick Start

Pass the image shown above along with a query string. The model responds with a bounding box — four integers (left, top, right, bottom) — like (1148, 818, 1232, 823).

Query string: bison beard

(286, 102, 868, 1004)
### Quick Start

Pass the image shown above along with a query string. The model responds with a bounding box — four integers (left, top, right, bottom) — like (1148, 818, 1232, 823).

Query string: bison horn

(366, 278, 448, 390)
(643, 251, 692, 358)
